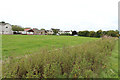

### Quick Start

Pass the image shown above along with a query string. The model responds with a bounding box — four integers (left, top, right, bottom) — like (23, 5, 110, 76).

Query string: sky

(0, 0, 119, 31)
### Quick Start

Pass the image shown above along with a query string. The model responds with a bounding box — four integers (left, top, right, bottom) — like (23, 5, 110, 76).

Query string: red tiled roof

(24, 28, 31, 31)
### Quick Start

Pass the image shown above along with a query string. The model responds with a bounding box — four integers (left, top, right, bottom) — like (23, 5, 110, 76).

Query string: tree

(72, 31, 77, 35)
(115, 30, 119, 37)
(78, 31, 83, 36)
(51, 28, 60, 35)
(95, 30, 103, 37)
(106, 30, 119, 37)
(84, 30, 90, 37)
(0, 21, 5, 23)
(78, 31, 90, 37)
(102, 31, 107, 35)
(78, 30, 118, 38)
(89, 31, 95, 37)
(12, 25, 24, 31)
(41, 28, 45, 30)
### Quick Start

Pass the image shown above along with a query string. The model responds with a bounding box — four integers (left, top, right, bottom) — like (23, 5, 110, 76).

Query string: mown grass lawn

(2, 35, 99, 59)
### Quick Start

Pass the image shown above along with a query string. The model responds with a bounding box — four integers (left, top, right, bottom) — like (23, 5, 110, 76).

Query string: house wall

(64, 31, 72, 34)
(40, 30, 46, 35)
(58, 31, 65, 34)
(47, 30, 54, 34)
(27, 32, 34, 35)
(0, 24, 2, 34)
(0, 23, 13, 34)
(21, 31, 34, 35)
(21, 31, 27, 34)
(33, 30, 40, 35)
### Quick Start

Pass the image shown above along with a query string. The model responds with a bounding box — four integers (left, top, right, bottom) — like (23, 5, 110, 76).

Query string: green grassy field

(2, 35, 99, 59)
(2, 35, 118, 78)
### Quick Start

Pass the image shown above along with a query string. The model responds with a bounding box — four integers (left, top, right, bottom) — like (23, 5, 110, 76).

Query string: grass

(99, 40, 118, 78)
(2, 36, 118, 78)
(109, 40, 118, 78)
(2, 35, 99, 59)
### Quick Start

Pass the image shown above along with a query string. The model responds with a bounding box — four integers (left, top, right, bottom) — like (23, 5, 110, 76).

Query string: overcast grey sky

(0, 0, 119, 31)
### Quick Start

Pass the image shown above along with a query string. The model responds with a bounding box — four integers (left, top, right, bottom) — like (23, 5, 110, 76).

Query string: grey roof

(0, 22, 11, 26)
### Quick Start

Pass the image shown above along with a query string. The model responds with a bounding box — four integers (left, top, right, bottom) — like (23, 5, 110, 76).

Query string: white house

(0, 22, 13, 34)
(46, 30, 54, 35)
(22, 29, 34, 35)
(64, 31, 72, 34)
(58, 30, 65, 34)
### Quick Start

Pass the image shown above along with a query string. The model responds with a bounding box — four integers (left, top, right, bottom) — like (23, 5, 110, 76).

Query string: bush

(78, 30, 119, 38)
(2, 37, 117, 78)
(60, 33, 71, 36)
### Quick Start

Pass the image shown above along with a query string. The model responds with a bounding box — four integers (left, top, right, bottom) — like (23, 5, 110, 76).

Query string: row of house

(20, 28, 47, 35)
(16, 28, 72, 35)
(0, 22, 72, 35)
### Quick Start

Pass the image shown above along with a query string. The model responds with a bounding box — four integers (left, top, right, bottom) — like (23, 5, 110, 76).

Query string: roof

(24, 28, 31, 31)
(27, 29, 34, 32)
(65, 31, 70, 32)
(33, 28, 38, 30)
(24, 28, 31, 29)
(0, 22, 11, 26)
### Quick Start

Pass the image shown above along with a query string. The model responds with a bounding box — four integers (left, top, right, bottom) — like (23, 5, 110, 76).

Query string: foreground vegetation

(2, 35, 98, 59)
(2, 37, 117, 78)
